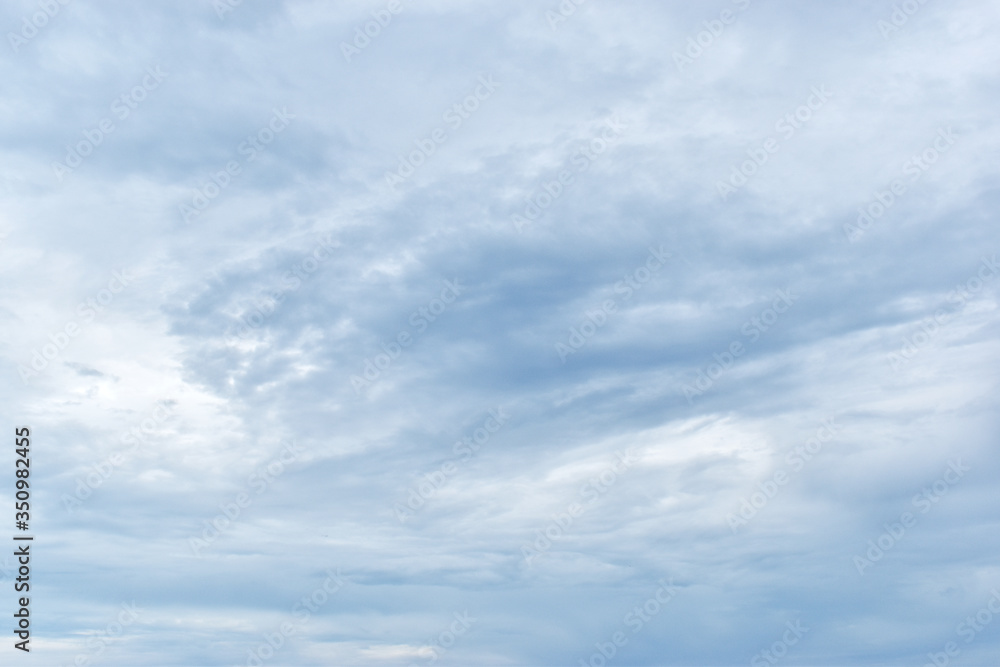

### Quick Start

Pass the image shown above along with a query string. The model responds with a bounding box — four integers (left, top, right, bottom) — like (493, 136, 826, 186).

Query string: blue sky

(2, 1, 1000, 665)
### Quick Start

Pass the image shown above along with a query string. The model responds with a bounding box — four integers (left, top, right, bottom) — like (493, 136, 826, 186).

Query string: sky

(2, 0, 1000, 665)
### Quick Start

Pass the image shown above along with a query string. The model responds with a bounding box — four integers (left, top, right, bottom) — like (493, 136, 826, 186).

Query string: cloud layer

(2, 0, 1000, 664)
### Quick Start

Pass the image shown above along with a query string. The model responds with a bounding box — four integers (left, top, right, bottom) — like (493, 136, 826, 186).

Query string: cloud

(2, 0, 999, 664)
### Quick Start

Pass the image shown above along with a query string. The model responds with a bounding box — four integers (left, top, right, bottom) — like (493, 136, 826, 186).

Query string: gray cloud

(1, 0, 999, 664)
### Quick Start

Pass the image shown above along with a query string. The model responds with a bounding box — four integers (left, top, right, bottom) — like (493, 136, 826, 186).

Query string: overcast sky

(2, 1, 1000, 665)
